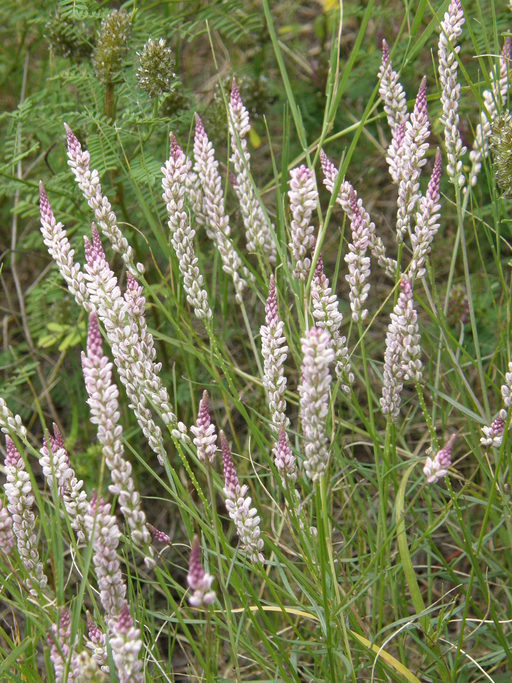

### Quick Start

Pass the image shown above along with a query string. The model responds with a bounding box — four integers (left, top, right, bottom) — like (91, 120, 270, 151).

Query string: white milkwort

(83, 226, 181, 462)
(298, 327, 335, 481)
(220, 431, 264, 563)
(260, 274, 289, 433)
(229, 78, 276, 264)
(438, 0, 466, 186)
(409, 148, 443, 280)
(395, 77, 430, 243)
(273, 425, 297, 483)
(288, 164, 317, 279)
(380, 278, 422, 420)
(193, 114, 250, 302)
(39, 183, 90, 311)
(82, 313, 153, 563)
(49, 609, 82, 683)
(4, 437, 48, 596)
(469, 38, 512, 187)
(39, 425, 89, 541)
(311, 256, 353, 393)
(320, 150, 397, 278)
(423, 435, 456, 484)
(190, 390, 218, 464)
(345, 188, 371, 322)
(162, 134, 212, 321)
(64, 124, 143, 276)
(108, 604, 144, 683)
(187, 535, 216, 607)
(85, 492, 126, 617)
(378, 39, 408, 133)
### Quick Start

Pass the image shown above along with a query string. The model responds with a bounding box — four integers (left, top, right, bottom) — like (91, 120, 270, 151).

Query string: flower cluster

(424, 435, 456, 484)
(409, 148, 443, 280)
(438, 0, 466, 186)
(378, 39, 408, 133)
(83, 227, 173, 460)
(344, 188, 371, 322)
(162, 134, 212, 320)
(229, 78, 276, 264)
(221, 431, 264, 562)
(395, 78, 430, 242)
(260, 275, 289, 433)
(190, 390, 218, 464)
(187, 535, 216, 607)
(65, 124, 142, 276)
(490, 111, 512, 196)
(137, 37, 176, 98)
(49, 609, 81, 682)
(320, 151, 397, 278)
(380, 278, 422, 420)
(311, 257, 353, 392)
(193, 114, 249, 302)
(82, 313, 153, 562)
(38, 424, 89, 541)
(298, 327, 335, 481)
(273, 426, 297, 482)
(109, 605, 144, 683)
(288, 165, 317, 279)
(84, 492, 126, 617)
(0, 497, 15, 556)
(469, 38, 511, 187)
(4, 437, 48, 596)
(39, 182, 90, 310)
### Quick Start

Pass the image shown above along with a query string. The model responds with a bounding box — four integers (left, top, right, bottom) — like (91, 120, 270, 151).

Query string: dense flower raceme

(83, 226, 177, 461)
(260, 275, 289, 433)
(190, 390, 218, 464)
(409, 148, 443, 280)
(320, 150, 397, 278)
(469, 37, 512, 188)
(39, 183, 90, 311)
(92, 9, 131, 85)
(220, 431, 264, 563)
(108, 604, 144, 683)
(0, 497, 15, 555)
(4, 437, 48, 596)
(395, 77, 430, 243)
(438, 0, 466, 186)
(187, 535, 216, 607)
(82, 313, 153, 563)
(84, 492, 126, 617)
(39, 424, 89, 541)
(288, 164, 318, 279)
(298, 327, 335, 481)
(481, 361, 512, 447)
(229, 78, 276, 264)
(49, 609, 81, 682)
(423, 434, 456, 484)
(162, 134, 212, 320)
(387, 120, 407, 185)
(273, 425, 297, 483)
(311, 256, 353, 393)
(378, 38, 408, 134)
(380, 278, 422, 420)
(345, 188, 371, 322)
(65, 124, 142, 276)
(193, 114, 250, 302)
(86, 613, 109, 673)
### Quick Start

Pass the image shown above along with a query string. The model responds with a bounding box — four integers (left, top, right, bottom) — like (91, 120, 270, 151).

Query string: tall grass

(1, 1, 512, 681)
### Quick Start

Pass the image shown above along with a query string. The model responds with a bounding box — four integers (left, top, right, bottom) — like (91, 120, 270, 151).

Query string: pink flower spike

(187, 535, 216, 607)
(273, 425, 297, 482)
(423, 434, 456, 484)
(148, 524, 171, 544)
(190, 390, 217, 464)
(220, 430, 240, 493)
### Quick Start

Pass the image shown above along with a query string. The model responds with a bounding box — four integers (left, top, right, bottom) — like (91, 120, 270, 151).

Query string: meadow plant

(2, 2, 512, 679)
